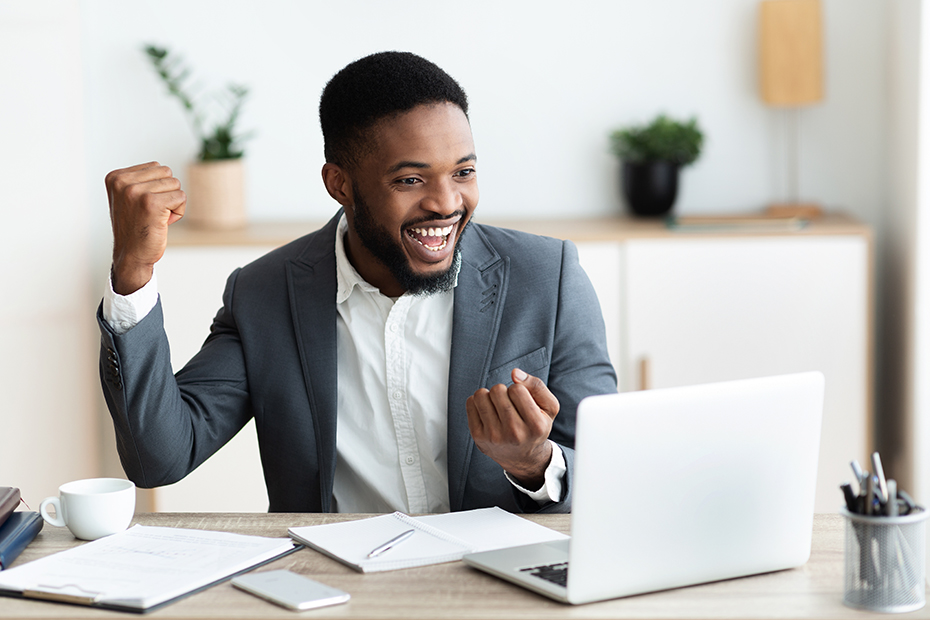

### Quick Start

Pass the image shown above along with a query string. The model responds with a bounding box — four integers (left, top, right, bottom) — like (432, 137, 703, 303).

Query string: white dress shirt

(102, 215, 565, 512)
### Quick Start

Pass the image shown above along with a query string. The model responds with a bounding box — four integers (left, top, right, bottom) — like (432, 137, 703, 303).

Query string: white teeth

(423, 238, 448, 251)
(406, 223, 455, 252)
(410, 224, 453, 237)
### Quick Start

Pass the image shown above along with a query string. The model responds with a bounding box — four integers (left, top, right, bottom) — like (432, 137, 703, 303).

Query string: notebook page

(414, 506, 569, 553)
(289, 512, 473, 573)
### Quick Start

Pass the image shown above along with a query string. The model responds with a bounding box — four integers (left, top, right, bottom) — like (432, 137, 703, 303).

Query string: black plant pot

(622, 160, 680, 217)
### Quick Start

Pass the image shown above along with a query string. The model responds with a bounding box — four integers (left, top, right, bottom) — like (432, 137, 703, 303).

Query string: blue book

(0, 512, 43, 570)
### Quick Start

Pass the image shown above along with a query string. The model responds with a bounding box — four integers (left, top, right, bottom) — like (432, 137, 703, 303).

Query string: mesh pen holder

(842, 507, 929, 613)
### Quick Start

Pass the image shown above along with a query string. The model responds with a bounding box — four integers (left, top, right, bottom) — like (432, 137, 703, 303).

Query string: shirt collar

(335, 214, 380, 304)
(334, 213, 461, 304)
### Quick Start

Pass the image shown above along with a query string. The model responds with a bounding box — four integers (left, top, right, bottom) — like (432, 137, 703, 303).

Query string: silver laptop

(463, 372, 824, 604)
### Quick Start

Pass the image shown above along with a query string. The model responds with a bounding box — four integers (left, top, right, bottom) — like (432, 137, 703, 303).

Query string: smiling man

(98, 51, 617, 514)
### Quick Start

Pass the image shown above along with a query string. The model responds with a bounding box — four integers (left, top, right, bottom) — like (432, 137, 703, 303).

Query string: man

(99, 51, 616, 514)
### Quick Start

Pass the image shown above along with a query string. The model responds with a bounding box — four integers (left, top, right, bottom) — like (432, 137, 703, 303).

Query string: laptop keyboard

(520, 561, 569, 587)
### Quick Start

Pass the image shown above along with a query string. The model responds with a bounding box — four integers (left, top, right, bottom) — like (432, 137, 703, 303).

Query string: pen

(367, 529, 415, 559)
(840, 482, 858, 513)
(865, 474, 875, 515)
(871, 452, 889, 506)
(850, 460, 865, 493)
(888, 479, 898, 517)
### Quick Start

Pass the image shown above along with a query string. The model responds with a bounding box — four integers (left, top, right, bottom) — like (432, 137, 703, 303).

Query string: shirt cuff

(103, 267, 159, 335)
(504, 441, 566, 504)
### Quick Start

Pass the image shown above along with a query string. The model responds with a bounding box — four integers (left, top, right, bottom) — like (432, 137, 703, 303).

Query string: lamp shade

(759, 0, 823, 106)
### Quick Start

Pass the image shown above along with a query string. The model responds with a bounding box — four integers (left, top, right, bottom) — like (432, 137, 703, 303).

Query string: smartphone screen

(232, 570, 351, 611)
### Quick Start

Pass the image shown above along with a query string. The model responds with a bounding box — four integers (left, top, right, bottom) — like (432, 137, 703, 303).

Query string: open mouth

(405, 223, 455, 252)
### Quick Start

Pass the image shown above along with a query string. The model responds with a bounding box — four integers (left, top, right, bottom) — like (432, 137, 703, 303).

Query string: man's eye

(456, 168, 476, 178)
(397, 177, 420, 186)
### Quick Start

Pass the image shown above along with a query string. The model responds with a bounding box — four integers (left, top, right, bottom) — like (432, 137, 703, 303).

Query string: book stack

(0, 487, 43, 570)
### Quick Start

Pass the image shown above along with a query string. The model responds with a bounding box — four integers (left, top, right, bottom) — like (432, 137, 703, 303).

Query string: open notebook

(288, 507, 567, 573)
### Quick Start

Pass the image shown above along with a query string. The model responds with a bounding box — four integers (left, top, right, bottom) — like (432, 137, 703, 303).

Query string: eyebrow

(387, 154, 477, 174)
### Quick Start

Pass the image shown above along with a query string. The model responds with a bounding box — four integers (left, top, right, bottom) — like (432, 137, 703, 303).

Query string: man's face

(341, 102, 479, 297)
(351, 181, 467, 296)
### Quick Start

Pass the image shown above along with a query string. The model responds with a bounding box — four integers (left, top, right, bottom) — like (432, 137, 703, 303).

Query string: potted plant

(609, 115, 703, 217)
(143, 45, 251, 229)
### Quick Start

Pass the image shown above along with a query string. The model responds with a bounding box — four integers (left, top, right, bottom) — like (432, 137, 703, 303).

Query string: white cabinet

(146, 216, 871, 514)
(153, 246, 272, 512)
(617, 236, 869, 514)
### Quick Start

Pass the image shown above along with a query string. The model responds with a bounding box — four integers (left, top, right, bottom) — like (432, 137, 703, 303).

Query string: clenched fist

(105, 162, 186, 295)
(465, 368, 560, 490)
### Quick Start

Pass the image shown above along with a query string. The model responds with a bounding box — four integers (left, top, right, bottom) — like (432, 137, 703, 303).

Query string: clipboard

(0, 525, 301, 614)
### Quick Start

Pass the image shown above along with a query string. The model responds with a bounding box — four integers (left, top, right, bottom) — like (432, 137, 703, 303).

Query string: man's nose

(422, 178, 462, 216)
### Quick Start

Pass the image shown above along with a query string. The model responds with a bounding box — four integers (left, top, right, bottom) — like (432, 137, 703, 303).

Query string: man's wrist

(505, 441, 566, 503)
(111, 259, 155, 296)
(507, 442, 554, 489)
(103, 266, 159, 335)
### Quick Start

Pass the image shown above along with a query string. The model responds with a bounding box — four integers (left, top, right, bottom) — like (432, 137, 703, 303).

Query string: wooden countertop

(166, 212, 870, 248)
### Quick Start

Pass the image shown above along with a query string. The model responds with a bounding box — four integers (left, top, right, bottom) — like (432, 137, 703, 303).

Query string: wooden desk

(2, 512, 923, 619)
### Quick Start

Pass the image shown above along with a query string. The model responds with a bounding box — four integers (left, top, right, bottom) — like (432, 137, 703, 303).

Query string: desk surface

(1, 512, 921, 619)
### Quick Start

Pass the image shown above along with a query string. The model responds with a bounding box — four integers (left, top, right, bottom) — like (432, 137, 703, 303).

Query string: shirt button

(405, 456, 415, 465)
(392, 391, 403, 400)
(389, 323, 399, 333)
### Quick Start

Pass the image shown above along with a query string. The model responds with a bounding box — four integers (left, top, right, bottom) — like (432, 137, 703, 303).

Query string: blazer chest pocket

(486, 347, 549, 387)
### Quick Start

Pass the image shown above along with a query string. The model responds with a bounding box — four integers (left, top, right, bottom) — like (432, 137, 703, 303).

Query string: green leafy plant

(610, 115, 703, 167)
(143, 45, 250, 161)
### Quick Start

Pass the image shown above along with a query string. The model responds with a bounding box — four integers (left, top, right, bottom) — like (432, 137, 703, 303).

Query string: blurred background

(2, 0, 927, 517)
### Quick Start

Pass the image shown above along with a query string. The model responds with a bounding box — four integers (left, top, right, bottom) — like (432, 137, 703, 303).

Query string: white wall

(79, 0, 886, 230)
(0, 1, 100, 505)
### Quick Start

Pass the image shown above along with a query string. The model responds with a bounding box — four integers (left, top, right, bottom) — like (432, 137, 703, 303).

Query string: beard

(350, 184, 468, 296)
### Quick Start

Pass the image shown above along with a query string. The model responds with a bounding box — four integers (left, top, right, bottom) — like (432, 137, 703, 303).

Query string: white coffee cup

(39, 478, 136, 540)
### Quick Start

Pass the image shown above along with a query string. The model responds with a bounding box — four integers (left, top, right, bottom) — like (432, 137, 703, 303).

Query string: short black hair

(320, 51, 469, 169)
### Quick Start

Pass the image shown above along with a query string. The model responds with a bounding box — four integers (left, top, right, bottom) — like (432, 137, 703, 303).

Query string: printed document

(0, 525, 295, 612)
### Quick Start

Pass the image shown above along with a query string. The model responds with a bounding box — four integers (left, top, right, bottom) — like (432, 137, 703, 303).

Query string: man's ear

(321, 163, 354, 207)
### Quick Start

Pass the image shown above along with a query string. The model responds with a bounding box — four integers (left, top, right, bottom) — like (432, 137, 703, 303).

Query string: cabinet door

(575, 241, 624, 382)
(153, 246, 273, 512)
(624, 236, 869, 513)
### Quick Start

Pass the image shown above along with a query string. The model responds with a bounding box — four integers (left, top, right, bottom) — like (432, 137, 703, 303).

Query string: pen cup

(841, 507, 929, 613)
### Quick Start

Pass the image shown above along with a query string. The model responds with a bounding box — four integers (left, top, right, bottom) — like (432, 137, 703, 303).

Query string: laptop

(463, 372, 824, 604)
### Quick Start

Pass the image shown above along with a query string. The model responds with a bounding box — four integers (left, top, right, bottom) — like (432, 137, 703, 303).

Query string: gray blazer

(98, 212, 617, 513)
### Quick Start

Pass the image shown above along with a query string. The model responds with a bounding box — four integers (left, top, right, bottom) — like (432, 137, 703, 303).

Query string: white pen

(888, 479, 898, 517)
(850, 460, 866, 495)
(367, 529, 415, 558)
(871, 452, 889, 506)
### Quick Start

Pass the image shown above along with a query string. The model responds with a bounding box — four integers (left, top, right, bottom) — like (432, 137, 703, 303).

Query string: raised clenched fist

(105, 162, 186, 295)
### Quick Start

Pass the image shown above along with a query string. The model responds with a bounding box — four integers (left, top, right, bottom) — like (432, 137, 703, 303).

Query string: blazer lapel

(447, 224, 509, 511)
(286, 212, 342, 512)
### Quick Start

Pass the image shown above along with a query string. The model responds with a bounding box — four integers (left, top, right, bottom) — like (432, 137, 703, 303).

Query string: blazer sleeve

(514, 239, 618, 514)
(97, 269, 252, 488)
(548, 239, 619, 426)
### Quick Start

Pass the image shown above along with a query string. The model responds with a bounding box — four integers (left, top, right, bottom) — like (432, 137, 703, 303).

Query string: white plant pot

(185, 159, 247, 230)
